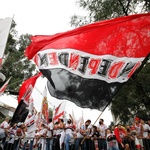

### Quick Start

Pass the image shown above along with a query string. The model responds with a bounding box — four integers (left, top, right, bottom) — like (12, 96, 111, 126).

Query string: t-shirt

(142, 123, 149, 138)
(97, 124, 107, 138)
(65, 123, 75, 137)
(134, 123, 142, 137)
(0, 121, 9, 129)
(47, 122, 53, 137)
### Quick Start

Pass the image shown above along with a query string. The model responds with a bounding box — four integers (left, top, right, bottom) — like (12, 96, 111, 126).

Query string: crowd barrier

(1, 136, 150, 150)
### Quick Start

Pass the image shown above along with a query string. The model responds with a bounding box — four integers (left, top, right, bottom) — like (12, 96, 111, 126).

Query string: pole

(80, 102, 110, 145)
(93, 103, 110, 126)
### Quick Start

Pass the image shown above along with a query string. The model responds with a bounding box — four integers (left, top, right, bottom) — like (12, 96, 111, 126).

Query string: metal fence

(1, 136, 150, 150)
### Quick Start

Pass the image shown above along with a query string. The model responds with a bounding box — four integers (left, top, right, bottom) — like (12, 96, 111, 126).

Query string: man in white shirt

(64, 119, 75, 150)
(0, 116, 10, 147)
(140, 118, 149, 138)
(0, 116, 10, 136)
(75, 119, 92, 150)
(97, 118, 107, 150)
(46, 118, 53, 150)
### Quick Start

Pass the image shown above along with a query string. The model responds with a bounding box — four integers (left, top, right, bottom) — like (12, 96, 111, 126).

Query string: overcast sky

(0, 0, 113, 126)
(0, 0, 83, 35)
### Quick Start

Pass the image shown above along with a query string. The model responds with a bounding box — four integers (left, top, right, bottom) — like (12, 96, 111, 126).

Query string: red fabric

(25, 13, 150, 60)
(41, 97, 49, 123)
(18, 72, 42, 103)
(53, 111, 64, 121)
(53, 102, 66, 121)
(114, 127, 126, 143)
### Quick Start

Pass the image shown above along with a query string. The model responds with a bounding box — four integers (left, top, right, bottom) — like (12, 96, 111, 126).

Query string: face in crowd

(67, 119, 72, 124)
(85, 119, 91, 127)
(99, 119, 104, 125)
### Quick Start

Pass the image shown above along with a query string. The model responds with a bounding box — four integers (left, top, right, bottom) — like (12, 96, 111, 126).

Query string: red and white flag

(0, 18, 12, 66)
(41, 86, 49, 123)
(18, 72, 42, 103)
(25, 13, 150, 110)
(11, 73, 42, 124)
(11, 83, 36, 124)
(24, 96, 37, 136)
(0, 76, 12, 95)
(53, 101, 66, 122)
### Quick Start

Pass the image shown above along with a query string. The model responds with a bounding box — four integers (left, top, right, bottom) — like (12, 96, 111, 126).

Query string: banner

(25, 13, 150, 110)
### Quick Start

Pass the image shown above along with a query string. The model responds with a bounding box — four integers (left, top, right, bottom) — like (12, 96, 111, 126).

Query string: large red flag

(25, 13, 150, 110)
(18, 72, 42, 103)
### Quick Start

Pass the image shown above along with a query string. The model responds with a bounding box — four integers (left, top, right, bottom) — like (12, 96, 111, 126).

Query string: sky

(0, 0, 114, 126)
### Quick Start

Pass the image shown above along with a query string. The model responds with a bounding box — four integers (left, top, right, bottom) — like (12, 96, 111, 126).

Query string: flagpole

(93, 102, 110, 125)
(80, 102, 110, 145)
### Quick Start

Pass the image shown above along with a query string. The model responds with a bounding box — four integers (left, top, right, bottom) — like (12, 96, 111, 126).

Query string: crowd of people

(0, 109, 150, 150)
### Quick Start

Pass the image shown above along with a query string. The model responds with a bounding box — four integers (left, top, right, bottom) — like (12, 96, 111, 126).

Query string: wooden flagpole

(80, 102, 110, 145)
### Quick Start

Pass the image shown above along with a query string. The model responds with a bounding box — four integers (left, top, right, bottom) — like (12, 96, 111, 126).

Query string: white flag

(53, 101, 66, 122)
(0, 18, 12, 66)
(0, 76, 12, 95)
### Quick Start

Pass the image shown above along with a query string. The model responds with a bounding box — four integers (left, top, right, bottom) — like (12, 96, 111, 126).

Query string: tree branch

(118, 0, 129, 16)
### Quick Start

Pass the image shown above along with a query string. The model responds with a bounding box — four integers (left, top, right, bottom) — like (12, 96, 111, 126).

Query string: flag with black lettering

(25, 13, 150, 110)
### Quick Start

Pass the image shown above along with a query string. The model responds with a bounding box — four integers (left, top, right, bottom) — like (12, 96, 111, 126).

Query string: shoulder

(104, 124, 107, 128)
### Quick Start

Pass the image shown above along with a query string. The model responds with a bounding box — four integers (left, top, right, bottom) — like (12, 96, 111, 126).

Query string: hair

(100, 118, 104, 122)
(41, 124, 45, 127)
(86, 119, 91, 123)
(61, 119, 64, 123)
(49, 118, 52, 122)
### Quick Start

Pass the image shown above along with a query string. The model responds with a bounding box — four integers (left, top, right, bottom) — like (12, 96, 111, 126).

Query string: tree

(70, 0, 150, 124)
(70, 0, 150, 27)
(0, 20, 36, 95)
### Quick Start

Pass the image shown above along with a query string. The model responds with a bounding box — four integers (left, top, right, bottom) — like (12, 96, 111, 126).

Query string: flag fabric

(53, 101, 66, 122)
(24, 98, 37, 137)
(0, 72, 6, 82)
(11, 85, 34, 124)
(71, 109, 77, 125)
(41, 86, 49, 123)
(25, 13, 150, 110)
(18, 72, 42, 103)
(11, 73, 41, 124)
(0, 77, 11, 95)
(72, 109, 84, 128)
(0, 18, 12, 66)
